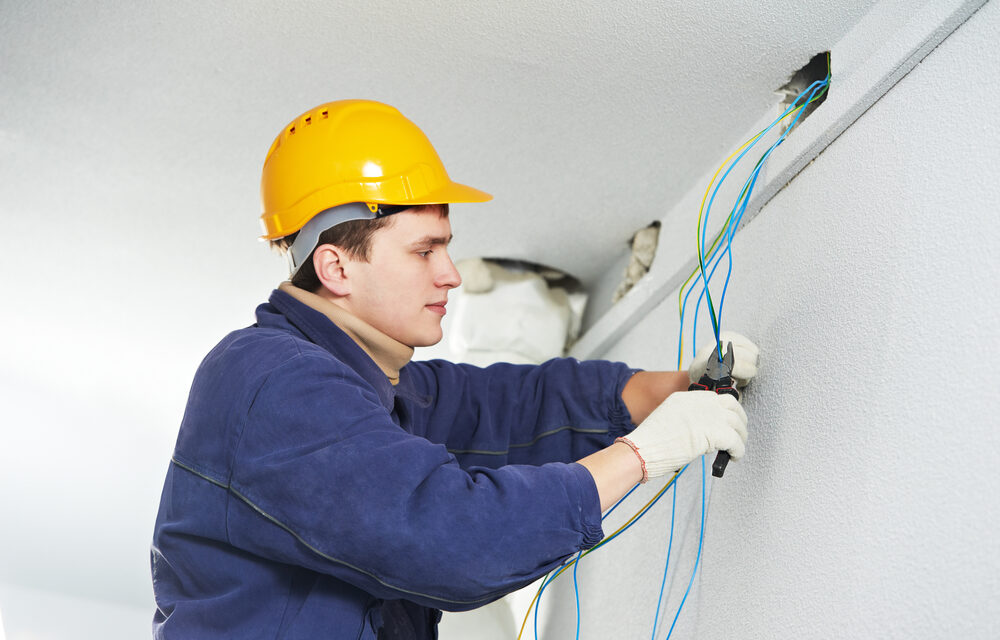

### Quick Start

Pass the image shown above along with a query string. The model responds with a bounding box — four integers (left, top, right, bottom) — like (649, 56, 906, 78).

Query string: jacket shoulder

(174, 326, 363, 483)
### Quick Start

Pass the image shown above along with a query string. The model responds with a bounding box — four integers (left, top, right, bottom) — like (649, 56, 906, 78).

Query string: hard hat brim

(260, 181, 492, 241)
(396, 181, 493, 207)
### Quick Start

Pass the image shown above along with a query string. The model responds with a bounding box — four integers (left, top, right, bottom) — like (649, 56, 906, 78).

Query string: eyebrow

(409, 235, 453, 248)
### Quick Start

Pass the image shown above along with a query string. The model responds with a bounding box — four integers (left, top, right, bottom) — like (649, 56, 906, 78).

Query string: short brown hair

(270, 204, 448, 292)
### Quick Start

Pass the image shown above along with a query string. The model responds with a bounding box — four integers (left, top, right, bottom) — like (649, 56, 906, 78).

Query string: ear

(313, 244, 351, 297)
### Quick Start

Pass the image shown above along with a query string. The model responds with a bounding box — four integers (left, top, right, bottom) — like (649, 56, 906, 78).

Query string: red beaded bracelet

(614, 436, 648, 484)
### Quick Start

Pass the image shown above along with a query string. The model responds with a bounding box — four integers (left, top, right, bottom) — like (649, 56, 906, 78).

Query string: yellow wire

(677, 101, 809, 369)
(516, 470, 683, 639)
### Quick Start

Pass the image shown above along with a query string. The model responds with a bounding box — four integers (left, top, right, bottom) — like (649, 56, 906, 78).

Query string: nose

(435, 251, 462, 289)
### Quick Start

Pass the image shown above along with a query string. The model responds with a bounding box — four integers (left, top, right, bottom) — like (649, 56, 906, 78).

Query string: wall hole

(778, 51, 830, 128)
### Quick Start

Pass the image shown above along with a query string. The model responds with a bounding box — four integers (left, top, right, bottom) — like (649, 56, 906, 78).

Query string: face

(340, 208, 461, 347)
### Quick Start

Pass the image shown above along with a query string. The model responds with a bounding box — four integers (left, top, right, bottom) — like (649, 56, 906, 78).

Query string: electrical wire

(714, 78, 827, 328)
(572, 551, 583, 640)
(662, 58, 830, 638)
(680, 59, 830, 367)
(694, 77, 828, 353)
(603, 482, 642, 522)
(649, 473, 678, 638)
(694, 86, 815, 356)
(517, 468, 687, 640)
(663, 456, 707, 639)
(518, 54, 832, 640)
(567, 481, 641, 638)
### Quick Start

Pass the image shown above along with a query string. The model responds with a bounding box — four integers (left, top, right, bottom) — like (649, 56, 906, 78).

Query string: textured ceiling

(0, 0, 879, 611)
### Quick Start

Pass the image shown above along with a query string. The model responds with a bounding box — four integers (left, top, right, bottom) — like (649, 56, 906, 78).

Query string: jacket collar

(265, 288, 400, 412)
(277, 282, 413, 384)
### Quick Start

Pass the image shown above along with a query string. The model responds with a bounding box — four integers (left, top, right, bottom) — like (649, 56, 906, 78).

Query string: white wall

(0, 582, 150, 640)
(545, 2, 1000, 638)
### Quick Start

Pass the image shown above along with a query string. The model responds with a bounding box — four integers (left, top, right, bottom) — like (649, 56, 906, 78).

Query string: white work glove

(617, 391, 748, 481)
(688, 331, 760, 387)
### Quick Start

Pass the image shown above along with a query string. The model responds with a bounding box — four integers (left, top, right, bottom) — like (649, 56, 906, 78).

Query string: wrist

(622, 371, 690, 424)
(578, 441, 646, 511)
(614, 437, 648, 484)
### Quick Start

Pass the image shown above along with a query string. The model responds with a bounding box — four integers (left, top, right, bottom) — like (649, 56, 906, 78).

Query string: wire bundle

(680, 56, 831, 367)
(519, 56, 831, 640)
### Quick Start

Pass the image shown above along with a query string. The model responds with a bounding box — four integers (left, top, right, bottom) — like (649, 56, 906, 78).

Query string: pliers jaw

(692, 341, 738, 399)
(704, 341, 735, 386)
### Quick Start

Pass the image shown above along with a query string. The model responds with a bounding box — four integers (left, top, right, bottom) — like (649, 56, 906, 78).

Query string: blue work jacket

(151, 289, 638, 639)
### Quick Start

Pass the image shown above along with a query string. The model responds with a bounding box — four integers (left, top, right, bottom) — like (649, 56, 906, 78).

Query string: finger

(731, 360, 758, 384)
(724, 409, 748, 443)
(716, 395, 747, 442)
(714, 423, 746, 460)
(716, 393, 746, 421)
(721, 331, 760, 357)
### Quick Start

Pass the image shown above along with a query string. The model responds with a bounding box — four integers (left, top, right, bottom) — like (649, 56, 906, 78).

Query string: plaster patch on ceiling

(612, 221, 661, 304)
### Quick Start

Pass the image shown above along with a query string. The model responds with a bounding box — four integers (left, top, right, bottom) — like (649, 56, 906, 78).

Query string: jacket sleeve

(226, 353, 605, 611)
(400, 358, 639, 468)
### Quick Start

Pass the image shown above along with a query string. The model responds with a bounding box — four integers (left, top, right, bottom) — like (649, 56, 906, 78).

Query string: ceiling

(0, 0, 878, 613)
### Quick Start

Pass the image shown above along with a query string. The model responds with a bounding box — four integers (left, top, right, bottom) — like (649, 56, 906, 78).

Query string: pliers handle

(688, 341, 740, 478)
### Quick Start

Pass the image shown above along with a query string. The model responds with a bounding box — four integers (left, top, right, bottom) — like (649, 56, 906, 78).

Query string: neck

(279, 282, 413, 384)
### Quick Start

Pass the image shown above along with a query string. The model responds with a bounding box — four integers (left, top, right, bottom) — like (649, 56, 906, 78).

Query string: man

(151, 99, 757, 638)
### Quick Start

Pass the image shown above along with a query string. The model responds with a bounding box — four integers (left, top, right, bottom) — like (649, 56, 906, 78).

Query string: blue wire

(694, 77, 827, 348)
(690, 76, 830, 356)
(533, 564, 567, 640)
(697, 74, 827, 279)
(532, 470, 684, 639)
(602, 465, 686, 543)
(537, 75, 834, 640)
(665, 456, 707, 639)
(692, 162, 760, 355)
(692, 236, 733, 357)
(650, 475, 678, 639)
(694, 76, 829, 334)
(603, 483, 641, 521)
(715, 78, 827, 327)
(665, 74, 830, 640)
(713, 162, 763, 333)
(573, 551, 583, 640)
(539, 469, 643, 636)
(698, 78, 825, 260)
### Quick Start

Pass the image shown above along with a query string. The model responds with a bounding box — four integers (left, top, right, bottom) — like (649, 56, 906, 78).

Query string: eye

(417, 249, 433, 258)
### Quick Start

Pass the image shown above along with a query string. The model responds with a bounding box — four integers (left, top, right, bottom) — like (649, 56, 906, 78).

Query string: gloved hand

(617, 391, 748, 481)
(688, 331, 760, 387)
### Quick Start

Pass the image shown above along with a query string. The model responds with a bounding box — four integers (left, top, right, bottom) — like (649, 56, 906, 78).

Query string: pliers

(687, 341, 739, 477)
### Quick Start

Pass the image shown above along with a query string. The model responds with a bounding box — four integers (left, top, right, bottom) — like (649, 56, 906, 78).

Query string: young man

(151, 100, 758, 639)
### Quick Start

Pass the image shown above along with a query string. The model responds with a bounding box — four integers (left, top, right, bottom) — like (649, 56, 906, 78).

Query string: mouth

(425, 301, 447, 316)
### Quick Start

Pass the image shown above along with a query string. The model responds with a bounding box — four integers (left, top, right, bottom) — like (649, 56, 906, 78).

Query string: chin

(410, 334, 443, 348)
(407, 327, 444, 348)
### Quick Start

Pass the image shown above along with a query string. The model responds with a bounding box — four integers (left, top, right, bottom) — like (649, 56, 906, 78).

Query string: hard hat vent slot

(305, 116, 312, 125)
(289, 126, 296, 135)
(320, 110, 329, 118)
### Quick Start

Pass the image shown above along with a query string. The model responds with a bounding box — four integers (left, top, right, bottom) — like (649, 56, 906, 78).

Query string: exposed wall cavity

(611, 221, 661, 304)
(778, 51, 831, 128)
(415, 258, 587, 365)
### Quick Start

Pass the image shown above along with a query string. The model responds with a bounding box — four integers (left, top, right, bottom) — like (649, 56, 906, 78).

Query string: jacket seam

(170, 458, 498, 607)
(446, 425, 609, 456)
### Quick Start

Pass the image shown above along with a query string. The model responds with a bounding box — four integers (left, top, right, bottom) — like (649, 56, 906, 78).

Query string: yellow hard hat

(259, 99, 492, 240)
